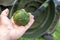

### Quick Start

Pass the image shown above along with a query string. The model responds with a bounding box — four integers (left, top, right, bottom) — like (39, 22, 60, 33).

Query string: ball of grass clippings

(13, 9, 30, 26)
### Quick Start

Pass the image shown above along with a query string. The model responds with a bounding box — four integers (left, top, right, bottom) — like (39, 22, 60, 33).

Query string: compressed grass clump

(13, 9, 30, 26)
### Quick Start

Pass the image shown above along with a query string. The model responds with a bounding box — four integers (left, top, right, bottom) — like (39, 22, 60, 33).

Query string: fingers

(15, 13, 34, 39)
(10, 13, 34, 30)
(1, 9, 9, 17)
(9, 13, 34, 39)
(24, 13, 34, 30)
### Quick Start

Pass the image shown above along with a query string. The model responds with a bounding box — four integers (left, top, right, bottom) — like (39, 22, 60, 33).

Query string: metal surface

(9, 0, 59, 38)
(13, 0, 58, 38)
(0, 0, 15, 6)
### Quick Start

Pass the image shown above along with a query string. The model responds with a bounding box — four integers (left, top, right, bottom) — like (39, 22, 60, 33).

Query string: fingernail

(1, 8, 9, 16)
(5, 8, 9, 12)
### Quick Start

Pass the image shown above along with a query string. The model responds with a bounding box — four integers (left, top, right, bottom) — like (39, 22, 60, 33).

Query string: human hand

(0, 9, 34, 40)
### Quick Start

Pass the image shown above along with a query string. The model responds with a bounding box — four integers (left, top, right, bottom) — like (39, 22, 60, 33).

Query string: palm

(0, 9, 34, 40)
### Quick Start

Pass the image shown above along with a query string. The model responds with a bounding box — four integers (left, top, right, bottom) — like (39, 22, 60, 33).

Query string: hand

(0, 9, 34, 40)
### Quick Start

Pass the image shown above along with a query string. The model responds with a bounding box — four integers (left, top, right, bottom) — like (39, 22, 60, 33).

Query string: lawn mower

(0, 0, 60, 40)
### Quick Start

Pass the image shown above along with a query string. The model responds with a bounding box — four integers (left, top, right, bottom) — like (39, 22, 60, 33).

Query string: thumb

(0, 9, 9, 16)
(1, 9, 9, 16)
(0, 9, 12, 27)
